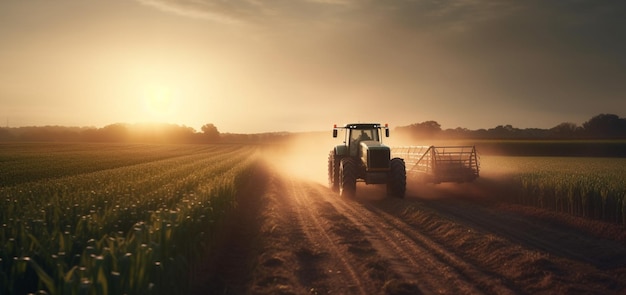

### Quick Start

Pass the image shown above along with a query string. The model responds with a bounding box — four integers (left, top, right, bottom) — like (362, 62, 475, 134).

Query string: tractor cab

(333, 123, 389, 157)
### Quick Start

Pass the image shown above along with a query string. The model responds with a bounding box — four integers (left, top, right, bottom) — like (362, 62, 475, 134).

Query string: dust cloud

(405, 158, 517, 202)
(260, 131, 515, 202)
(261, 131, 337, 185)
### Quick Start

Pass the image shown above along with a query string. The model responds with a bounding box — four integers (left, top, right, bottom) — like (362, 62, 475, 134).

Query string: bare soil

(192, 161, 626, 294)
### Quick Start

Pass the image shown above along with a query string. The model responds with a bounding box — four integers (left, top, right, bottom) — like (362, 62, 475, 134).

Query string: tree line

(1, 113, 624, 143)
(0, 122, 293, 143)
(396, 113, 626, 140)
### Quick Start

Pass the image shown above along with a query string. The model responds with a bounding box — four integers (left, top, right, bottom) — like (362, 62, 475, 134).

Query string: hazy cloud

(135, 0, 626, 49)
(136, 0, 354, 24)
(129, 0, 626, 105)
(136, 0, 265, 23)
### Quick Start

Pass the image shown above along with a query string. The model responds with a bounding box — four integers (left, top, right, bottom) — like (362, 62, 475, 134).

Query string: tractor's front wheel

(387, 158, 406, 198)
(339, 158, 357, 198)
(328, 150, 340, 192)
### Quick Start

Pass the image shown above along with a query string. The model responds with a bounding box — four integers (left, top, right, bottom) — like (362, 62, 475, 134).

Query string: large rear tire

(328, 150, 340, 192)
(339, 158, 357, 198)
(387, 158, 406, 198)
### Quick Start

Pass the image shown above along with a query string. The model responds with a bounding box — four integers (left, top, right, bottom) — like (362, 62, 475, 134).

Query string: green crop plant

(482, 156, 626, 224)
(0, 143, 259, 295)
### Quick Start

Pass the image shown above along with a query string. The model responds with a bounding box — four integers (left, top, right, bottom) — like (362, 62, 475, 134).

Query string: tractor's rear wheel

(328, 150, 340, 192)
(387, 158, 406, 198)
(339, 158, 357, 198)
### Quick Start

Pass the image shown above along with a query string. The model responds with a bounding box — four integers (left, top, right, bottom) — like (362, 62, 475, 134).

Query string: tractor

(328, 123, 406, 198)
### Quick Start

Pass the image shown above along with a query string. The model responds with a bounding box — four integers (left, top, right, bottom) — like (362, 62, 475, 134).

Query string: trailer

(392, 145, 480, 183)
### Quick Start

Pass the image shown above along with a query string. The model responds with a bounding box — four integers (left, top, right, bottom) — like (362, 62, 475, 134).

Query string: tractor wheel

(387, 158, 406, 198)
(339, 158, 357, 198)
(328, 150, 340, 192)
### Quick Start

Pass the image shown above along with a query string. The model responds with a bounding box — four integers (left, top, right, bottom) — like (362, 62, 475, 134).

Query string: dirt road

(194, 162, 626, 294)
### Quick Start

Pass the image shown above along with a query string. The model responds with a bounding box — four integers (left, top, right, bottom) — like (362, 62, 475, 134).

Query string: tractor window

(348, 128, 379, 156)
(350, 129, 377, 142)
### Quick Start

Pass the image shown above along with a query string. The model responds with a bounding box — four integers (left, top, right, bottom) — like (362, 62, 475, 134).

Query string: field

(0, 143, 259, 294)
(480, 156, 626, 224)
(2, 142, 626, 294)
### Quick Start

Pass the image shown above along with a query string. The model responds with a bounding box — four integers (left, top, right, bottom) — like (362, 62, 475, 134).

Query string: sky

(1, 0, 625, 133)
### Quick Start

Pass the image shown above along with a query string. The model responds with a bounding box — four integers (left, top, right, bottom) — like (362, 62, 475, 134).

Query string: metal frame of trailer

(392, 145, 480, 183)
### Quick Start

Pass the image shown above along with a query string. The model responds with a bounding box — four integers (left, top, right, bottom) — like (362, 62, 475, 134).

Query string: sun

(141, 85, 178, 121)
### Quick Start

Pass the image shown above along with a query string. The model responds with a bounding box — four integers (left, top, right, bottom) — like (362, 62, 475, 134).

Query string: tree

(100, 123, 129, 142)
(490, 124, 517, 138)
(420, 121, 441, 132)
(407, 120, 441, 139)
(582, 114, 626, 138)
(201, 123, 220, 142)
(549, 122, 580, 138)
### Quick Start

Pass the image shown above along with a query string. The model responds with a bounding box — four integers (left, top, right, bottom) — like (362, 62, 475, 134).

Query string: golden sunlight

(140, 85, 179, 121)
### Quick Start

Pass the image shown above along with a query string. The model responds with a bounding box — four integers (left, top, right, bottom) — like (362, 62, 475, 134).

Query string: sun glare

(141, 85, 179, 121)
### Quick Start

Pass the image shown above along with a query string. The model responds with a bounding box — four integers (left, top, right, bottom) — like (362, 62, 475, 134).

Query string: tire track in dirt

(361, 202, 517, 294)
(284, 177, 370, 294)
(371, 193, 626, 294)
(245, 160, 626, 294)
(304, 184, 516, 295)
(422, 199, 626, 269)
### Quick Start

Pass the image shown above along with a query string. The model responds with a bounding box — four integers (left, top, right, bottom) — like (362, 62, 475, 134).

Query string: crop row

(0, 143, 224, 186)
(0, 144, 259, 294)
(482, 156, 626, 224)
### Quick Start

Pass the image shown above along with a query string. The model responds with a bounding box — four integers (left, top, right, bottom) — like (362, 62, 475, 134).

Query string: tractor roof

(342, 123, 383, 129)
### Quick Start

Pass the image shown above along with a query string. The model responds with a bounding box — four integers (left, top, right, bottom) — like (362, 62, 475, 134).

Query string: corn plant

(0, 143, 259, 295)
(482, 156, 626, 224)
